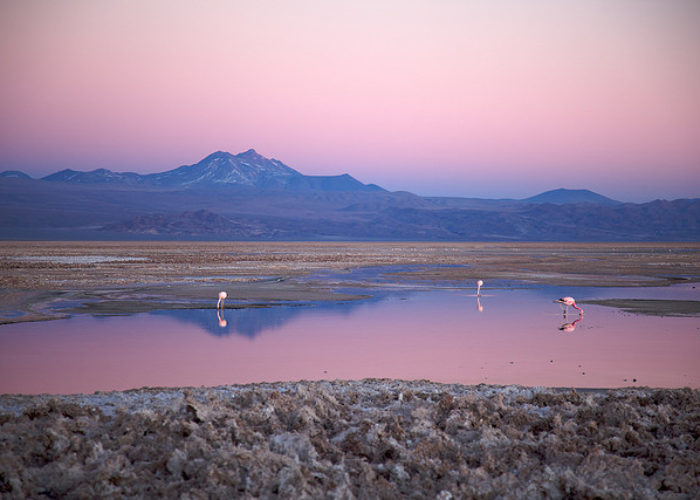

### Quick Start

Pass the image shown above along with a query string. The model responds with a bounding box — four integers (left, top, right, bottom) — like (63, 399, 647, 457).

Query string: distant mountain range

(1, 150, 698, 241)
(35, 149, 383, 192)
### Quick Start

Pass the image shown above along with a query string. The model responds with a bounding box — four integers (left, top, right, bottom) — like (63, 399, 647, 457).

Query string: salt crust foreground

(1, 380, 698, 498)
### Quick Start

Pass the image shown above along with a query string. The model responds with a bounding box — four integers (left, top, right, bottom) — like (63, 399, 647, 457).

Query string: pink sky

(1, 0, 699, 201)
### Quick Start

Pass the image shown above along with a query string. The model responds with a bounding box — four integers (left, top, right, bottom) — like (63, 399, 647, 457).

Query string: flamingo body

(476, 280, 484, 296)
(554, 296, 583, 315)
(217, 291, 227, 309)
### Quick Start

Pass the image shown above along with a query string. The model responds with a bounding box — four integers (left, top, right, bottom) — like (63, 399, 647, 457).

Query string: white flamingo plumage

(476, 280, 484, 296)
(217, 291, 227, 309)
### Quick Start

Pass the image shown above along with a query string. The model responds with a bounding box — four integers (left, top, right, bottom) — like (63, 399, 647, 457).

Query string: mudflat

(3, 241, 699, 289)
(1, 241, 699, 324)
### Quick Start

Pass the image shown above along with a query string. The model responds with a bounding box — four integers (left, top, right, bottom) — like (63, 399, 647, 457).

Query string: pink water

(1, 287, 698, 394)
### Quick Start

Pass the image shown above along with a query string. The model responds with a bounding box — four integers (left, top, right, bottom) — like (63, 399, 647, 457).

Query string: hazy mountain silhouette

(0, 170, 32, 180)
(41, 149, 383, 192)
(43, 168, 144, 184)
(1, 150, 698, 241)
(523, 188, 620, 205)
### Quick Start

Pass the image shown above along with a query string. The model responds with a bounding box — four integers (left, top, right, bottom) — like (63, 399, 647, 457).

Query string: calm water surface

(1, 283, 698, 394)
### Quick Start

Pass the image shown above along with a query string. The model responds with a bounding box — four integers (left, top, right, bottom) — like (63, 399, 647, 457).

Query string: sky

(1, 0, 699, 202)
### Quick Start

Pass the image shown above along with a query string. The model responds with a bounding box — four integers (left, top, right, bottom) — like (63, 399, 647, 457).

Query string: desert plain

(0, 241, 699, 497)
(1, 241, 699, 324)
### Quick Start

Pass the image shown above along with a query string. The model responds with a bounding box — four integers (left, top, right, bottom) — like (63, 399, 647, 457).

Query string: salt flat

(1, 241, 698, 325)
(1, 242, 698, 497)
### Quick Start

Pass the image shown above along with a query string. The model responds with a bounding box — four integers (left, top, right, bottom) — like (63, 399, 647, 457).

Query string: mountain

(89, 199, 700, 241)
(1, 150, 698, 241)
(523, 188, 620, 205)
(40, 149, 383, 192)
(101, 209, 269, 238)
(143, 149, 301, 188)
(43, 168, 144, 184)
(0, 170, 32, 179)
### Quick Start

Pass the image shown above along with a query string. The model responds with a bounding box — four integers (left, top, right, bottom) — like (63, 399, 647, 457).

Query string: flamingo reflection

(559, 317, 581, 332)
(217, 308, 227, 328)
(476, 296, 484, 312)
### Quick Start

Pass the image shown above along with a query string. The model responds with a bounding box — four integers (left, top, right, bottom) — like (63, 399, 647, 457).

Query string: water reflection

(217, 309, 227, 327)
(1, 286, 698, 394)
(150, 300, 366, 338)
(151, 307, 307, 338)
(559, 317, 582, 333)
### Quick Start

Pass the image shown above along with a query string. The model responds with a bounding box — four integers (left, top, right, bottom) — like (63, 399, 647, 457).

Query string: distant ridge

(43, 168, 143, 184)
(40, 150, 384, 193)
(2, 150, 698, 241)
(523, 188, 621, 205)
(0, 170, 32, 179)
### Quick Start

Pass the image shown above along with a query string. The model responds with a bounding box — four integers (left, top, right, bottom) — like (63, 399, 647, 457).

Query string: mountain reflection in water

(0, 285, 698, 394)
(151, 300, 363, 338)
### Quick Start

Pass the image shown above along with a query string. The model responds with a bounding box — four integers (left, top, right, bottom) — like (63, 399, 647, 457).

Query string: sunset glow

(1, 0, 699, 200)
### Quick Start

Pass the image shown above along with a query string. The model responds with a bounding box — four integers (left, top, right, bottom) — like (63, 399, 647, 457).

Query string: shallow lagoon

(1, 281, 698, 394)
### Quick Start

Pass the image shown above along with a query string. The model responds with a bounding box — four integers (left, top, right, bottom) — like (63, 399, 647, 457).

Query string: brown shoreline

(1, 380, 698, 497)
(582, 298, 700, 317)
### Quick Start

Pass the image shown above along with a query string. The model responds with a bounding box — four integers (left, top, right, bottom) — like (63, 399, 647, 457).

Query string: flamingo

(476, 280, 484, 296)
(554, 296, 583, 316)
(217, 291, 227, 309)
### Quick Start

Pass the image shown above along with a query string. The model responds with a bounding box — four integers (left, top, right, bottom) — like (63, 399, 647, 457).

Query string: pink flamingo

(554, 296, 583, 316)
(476, 280, 484, 296)
(217, 291, 227, 309)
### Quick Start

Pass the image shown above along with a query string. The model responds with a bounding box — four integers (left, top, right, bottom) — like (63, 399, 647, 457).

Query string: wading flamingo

(476, 280, 484, 296)
(217, 291, 227, 309)
(554, 296, 583, 316)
